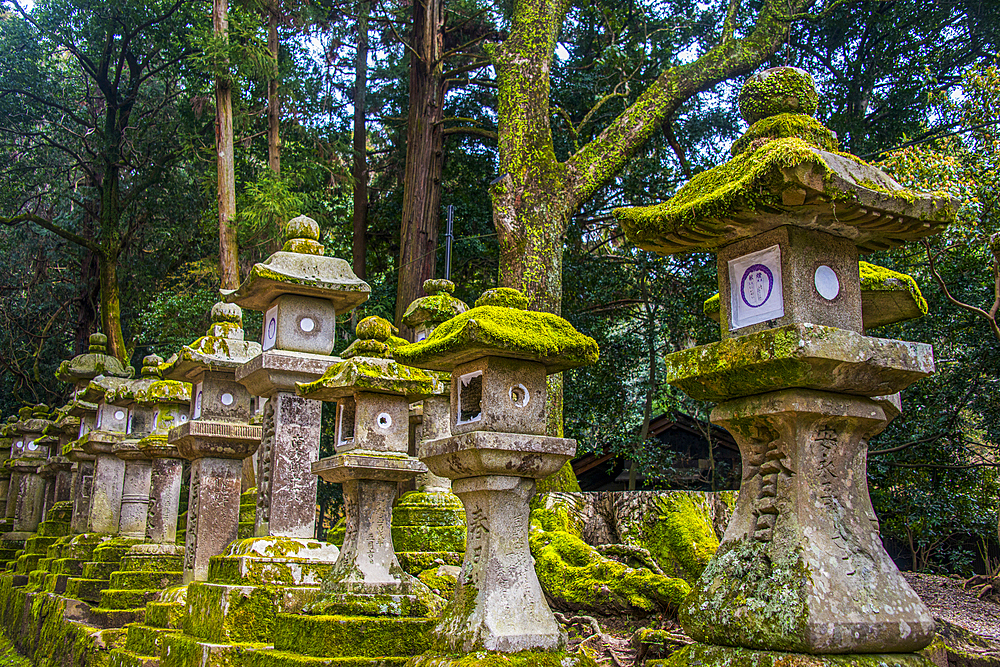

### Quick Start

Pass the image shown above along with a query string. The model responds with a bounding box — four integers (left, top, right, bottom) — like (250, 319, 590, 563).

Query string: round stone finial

(283, 215, 320, 243)
(475, 287, 529, 310)
(32, 404, 49, 418)
(140, 354, 164, 378)
(88, 333, 108, 353)
(356, 316, 392, 342)
(423, 278, 455, 295)
(738, 67, 819, 125)
(17, 407, 32, 420)
(211, 302, 243, 326)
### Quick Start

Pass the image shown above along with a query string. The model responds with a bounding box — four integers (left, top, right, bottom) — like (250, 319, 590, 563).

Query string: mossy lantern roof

(401, 279, 469, 329)
(394, 288, 600, 374)
(703, 261, 929, 328)
(108, 355, 192, 407)
(55, 333, 134, 385)
(614, 67, 957, 255)
(75, 376, 127, 407)
(222, 215, 371, 312)
(160, 302, 262, 380)
(298, 316, 440, 401)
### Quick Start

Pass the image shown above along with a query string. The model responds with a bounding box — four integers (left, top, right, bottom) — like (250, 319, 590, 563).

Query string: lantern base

(650, 644, 935, 667)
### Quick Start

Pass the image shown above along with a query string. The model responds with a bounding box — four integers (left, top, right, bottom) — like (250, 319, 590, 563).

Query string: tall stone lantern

(77, 377, 130, 534)
(0, 417, 16, 528)
(297, 316, 443, 618)
(615, 67, 955, 665)
(134, 369, 191, 549)
(56, 332, 134, 533)
(9, 405, 56, 536)
(223, 214, 369, 550)
(1, 412, 30, 534)
(107, 356, 165, 540)
(161, 302, 261, 583)
(395, 288, 599, 658)
(38, 408, 76, 515)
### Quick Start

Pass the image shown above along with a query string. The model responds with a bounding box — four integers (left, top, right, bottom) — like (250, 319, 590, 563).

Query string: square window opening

(458, 371, 483, 425)
(337, 398, 356, 447)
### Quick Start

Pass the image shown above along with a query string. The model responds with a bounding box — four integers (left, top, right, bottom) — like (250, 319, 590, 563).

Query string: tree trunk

(352, 0, 369, 283)
(267, 7, 280, 178)
(488, 0, 813, 491)
(394, 0, 445, 338)
(98, 253, 126, 365)
(215, 0, 240, 290)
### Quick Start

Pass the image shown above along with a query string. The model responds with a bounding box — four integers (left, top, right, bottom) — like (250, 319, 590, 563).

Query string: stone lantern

(134, 369, 191, 548)
(76, 377, 130, 534)
(296, 315, 443, 620)
(38, 410, 75, 517)
(223, 214, 369, 548)
(393, 279, 469, 569)
(55, 332, 134, 533)
(107, 356, 165, 541)
(614, 67, 954, 665)
(0, 417, 18, 532)
(7, 405, 56, 537)
(395, 288, 599, 657)
(161, 302, 261, 583)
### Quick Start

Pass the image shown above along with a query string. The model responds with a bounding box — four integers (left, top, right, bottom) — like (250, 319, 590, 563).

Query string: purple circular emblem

(267, 318, 277, 340)
(741, 264, 774, 308)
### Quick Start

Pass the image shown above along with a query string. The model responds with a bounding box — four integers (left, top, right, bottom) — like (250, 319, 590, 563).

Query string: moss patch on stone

(395, 306, 598, 374)
(731, 114, 837, 156)
(407, 649, 600, 667)
(529, 507, 690, 615)
(859, 261, 928, 315)
(655, 643, 935, 666)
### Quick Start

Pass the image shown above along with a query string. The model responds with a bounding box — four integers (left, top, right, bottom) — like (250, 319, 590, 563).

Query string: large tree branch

(564, 0, 819, 210)
(0, 213, 104, 255)
(922, 239, 1000, 342)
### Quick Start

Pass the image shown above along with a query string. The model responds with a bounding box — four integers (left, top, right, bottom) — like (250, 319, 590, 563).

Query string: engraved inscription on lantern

(743, 426, 793, 543)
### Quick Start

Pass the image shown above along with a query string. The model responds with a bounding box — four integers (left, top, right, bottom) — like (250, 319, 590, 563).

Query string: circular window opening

(300, 317, 316, 333)
(377, 412, 393, 429)
(510, 384, 530, 408)
(814, 265, 840, 301)
(114, 410, 126, 421)
(221, 393, 234, 406)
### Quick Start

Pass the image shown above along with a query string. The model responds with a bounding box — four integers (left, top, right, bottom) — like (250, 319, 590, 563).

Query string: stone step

(389, 526, 465, 553)
(0, 548, 18, 561)
(15, 553, 42, 574)
(120, 554, 183, 573)
(50, 557, 85, 575)
(98, 588, 163, 612)
(244, 652, 408, 666)
(109, 570, 183, 591)
(125, 624, 178, 656)
(395, 551, 463, 576)
(272, 614, 435, 658)
(108, 648, 159, 667)
(24, 535, 58, 555)
(45, 500, 74, 520)
(84, 560, 122, 579)
(238, 522, 254, 539)
(42, 572, 70, 594)
(65, 577, 110, 603)
(160, 633, 268, 667)
(93, 541, 139, 563)
(37, 556, 54, 571)
(38, 520, 72, 537)
(27, 569, 48, 588)
(145, 601, 184, 629)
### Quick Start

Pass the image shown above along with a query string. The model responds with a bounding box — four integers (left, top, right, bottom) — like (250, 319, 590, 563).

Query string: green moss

(403, 294, 470, 329)
(859, 261, 928, 315)
(656, 644, 935, 666)
(281, 238, 325, 255)
(529, 507, 690, 615)
(731, 114, 837, 156)
(418, 566, 458, 598)
(535, 461, 582, 495)
(407, 650, 600, 667)
(299, 355, 438, 400)
(474, 288, 530, 310)
(395, 304, 599, 374)
(738, 67, 819, 124)
(272, 614, 436, 658)
(636, 495, 720, 581)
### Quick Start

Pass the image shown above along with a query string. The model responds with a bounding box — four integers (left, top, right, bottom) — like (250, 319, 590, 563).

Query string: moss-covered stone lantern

(296, 316, 443, 622)
(224, 215, 369, 548)
(8, 405, 56, 537)
(161, 302, 261, 583)
(134, 371, 191, 549)
(55, 332, 134, 535)
(614, 67, 954, 666)
(106, 356, 165, 541)
(393, 279, 469, 572)
(38, 406, 77, 516)
(0, 418, 16, 531)
(395, 288, 599, 660)
(76, 376, 130, 534)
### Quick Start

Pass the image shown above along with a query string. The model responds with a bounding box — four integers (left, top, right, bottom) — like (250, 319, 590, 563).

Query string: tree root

(596, 544, 666, 576)
(555, 612, 628, 667)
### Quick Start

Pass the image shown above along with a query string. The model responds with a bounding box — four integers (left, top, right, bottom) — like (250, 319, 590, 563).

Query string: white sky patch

(555, 43, 570, 61)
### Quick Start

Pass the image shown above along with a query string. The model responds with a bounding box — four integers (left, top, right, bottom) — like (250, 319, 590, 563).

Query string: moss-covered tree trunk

(215, 0, 240, 290)
(488, 0, 818, 490)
